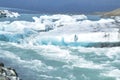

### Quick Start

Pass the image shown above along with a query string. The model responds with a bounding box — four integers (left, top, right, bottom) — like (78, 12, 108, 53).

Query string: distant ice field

(0, 13, 120, 46)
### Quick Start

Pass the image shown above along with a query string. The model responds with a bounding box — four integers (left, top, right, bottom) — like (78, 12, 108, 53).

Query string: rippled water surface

(0, 41, 120, 80)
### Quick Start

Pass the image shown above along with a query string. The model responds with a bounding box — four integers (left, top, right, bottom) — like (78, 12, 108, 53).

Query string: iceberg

(0, 14, 120, 47)
(0, 10, 20, 18)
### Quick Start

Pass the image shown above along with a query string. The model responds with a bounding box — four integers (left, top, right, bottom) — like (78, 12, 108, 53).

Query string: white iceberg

(0, 10, 20, 18)
(0, 14, 120, 47)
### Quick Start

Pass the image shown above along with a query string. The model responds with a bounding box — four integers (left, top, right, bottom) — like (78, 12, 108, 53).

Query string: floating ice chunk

(72, 14, 88, 20)
(98, 19, 115, 23)
(111, 16, 120, 23)
(0, 10, 20, 18)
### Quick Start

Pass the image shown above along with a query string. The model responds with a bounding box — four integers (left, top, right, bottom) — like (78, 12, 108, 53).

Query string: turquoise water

(0, 41, 120, 80)
(0, 13, 120, 80)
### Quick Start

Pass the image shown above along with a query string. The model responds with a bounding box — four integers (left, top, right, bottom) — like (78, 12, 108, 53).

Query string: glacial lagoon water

(0, 13, 120, 80)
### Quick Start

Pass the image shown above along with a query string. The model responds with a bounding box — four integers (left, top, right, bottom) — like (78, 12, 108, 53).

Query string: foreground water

(1, 41, 120, 80)
(0, 12, 120, 80)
